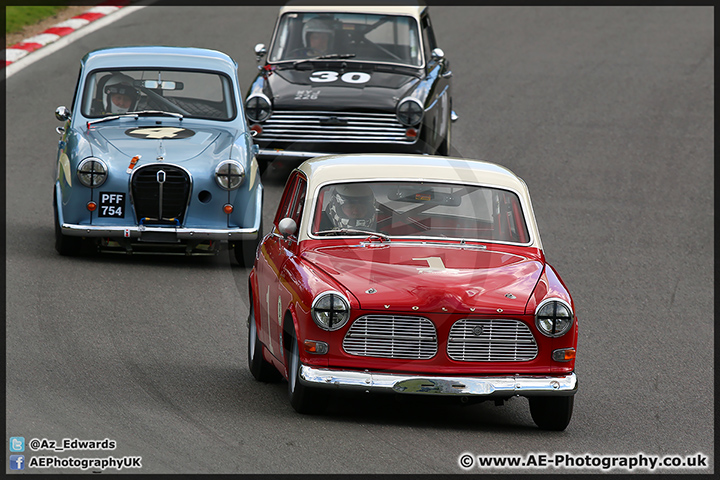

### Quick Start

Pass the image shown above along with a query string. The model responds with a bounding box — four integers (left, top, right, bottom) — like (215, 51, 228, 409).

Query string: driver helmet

(326, 183, 377, 230)
(302, 17, 334, 50)
(104, 73, 139, 114)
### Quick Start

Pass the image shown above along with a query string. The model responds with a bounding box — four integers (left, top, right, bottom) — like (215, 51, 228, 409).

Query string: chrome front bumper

(300, 366, 577, 397)
(61, 223, 259, 241)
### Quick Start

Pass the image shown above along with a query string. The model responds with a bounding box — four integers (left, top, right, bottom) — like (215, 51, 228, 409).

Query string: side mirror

(278, 217, 297, 239)
(431, 48, 445, 60)
(55, 106, 71, 122)
(254, 43, 267, 62)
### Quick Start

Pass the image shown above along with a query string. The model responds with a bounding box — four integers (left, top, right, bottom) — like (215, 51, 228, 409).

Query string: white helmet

(104, 73, 138, 114)
(302, 17, 334, 48)
(326, 184, 377, 230)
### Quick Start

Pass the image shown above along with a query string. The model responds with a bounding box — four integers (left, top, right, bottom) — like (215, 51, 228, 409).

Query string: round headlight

(76, 157, 108, 188)
(311, 291, 350, 331)
(245, 94, 272, 122)
(215, 160, 245, 190)
(396, 97, 424, 126)
(535, 299, 573, 337)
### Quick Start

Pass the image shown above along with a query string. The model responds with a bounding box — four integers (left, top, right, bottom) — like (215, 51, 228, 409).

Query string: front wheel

(54, 196, 82, 256)
(287, 327, 326, 414)
(248, 303, 281, 382)
(234, 219, 263, 267)
(528, 395, 574, 431)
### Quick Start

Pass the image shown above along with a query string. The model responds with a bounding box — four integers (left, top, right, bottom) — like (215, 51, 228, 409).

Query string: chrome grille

(260, 110, 413, 143)
(131, 165, 190, 225)
(448, 319, 537, 362)
(343, 315, 437, 359)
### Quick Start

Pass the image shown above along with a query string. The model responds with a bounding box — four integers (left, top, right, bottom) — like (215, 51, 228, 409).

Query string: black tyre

(54, 197, 82, 256)
(529, 395, 574, 431)
(247, 303, 281, 382)
(234, 219, 263, 267)
(436, 107, 452, 156)
(287, 327, 326, 414)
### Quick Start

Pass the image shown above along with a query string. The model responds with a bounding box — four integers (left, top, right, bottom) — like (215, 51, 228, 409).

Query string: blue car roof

(81, 46, 238, 74)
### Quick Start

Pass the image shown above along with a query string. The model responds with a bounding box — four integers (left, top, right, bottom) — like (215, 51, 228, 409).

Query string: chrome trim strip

(258, 148, 332, 159)
(300, 367, 577, 396)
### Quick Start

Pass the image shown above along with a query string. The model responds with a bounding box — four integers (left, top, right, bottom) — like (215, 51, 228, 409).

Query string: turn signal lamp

(304, 340, 329, 355)
(552, 348, 576, 362)
(223, 204, 234, 214)
(87, 201, 97, 212)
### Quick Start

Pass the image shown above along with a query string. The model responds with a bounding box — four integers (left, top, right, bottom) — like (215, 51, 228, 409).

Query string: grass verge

(6, 5, 70, 35)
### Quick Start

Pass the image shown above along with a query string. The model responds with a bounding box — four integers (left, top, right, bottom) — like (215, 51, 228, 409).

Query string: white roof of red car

(296, 154, 543, 248)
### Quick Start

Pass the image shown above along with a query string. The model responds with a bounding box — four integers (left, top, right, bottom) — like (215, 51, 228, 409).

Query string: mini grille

(131, 165, 191, 225)
(447, 319, 537, 362)
(343, 315, 437, 359)
(260, 110, 413, 143)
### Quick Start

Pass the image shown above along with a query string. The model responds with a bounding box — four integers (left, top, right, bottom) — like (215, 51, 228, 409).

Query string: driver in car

(292, 17, 335, 57)
(322, 184, 378, 231)
(103, 74, 139, 114)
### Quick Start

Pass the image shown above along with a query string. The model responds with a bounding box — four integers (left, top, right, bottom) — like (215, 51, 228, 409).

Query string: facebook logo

(9, 437, 25, 452)
(9, 455, 24, 470)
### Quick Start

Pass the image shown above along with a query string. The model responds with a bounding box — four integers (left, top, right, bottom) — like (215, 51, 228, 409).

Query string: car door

(255, 172, 307, 359)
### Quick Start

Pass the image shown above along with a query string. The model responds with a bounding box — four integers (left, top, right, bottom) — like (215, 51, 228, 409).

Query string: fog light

(304, 340, 328, 355)
(405, 127, 418, 138)
(223, 204, 234, 214)
(87, 201, 97, 212)
(552, 347, 576, 362)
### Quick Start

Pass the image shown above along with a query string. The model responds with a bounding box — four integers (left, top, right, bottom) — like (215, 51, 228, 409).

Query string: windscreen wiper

(315, 228, 389, 242)
(293, 53, 356, 67)
(87, 110, 183, 126)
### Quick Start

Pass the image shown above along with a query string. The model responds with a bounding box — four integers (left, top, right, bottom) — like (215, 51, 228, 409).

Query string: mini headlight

(215, 160, 245, 190)
(311, 291, 350, 331)
(77, 157, 108, 188)
(245, 94, 272, 122)
(535, 299, 573, 337)
(396, 97, 424, 126)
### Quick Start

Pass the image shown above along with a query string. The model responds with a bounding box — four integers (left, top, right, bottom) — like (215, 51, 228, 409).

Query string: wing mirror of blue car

(278, 217, 297, 239)
(55, 106, 71, 122)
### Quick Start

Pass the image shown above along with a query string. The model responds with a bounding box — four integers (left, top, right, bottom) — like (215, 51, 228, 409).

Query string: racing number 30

(309, 71, 371, 84)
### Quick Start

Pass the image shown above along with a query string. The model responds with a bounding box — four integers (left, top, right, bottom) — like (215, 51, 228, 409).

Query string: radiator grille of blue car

(131, 165, 191, 226)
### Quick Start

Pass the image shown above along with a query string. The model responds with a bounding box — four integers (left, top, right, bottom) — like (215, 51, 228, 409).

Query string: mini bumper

(300, 366, 577, 397)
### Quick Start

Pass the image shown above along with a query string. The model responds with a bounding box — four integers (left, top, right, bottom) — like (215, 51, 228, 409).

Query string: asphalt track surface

(5, 5, 713, 475)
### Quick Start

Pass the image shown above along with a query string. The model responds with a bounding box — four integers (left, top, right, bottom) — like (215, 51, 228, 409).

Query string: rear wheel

(248, 303, 281, 382)
(54, 196, 82, 256)
(287, 326, 326, 414)
(529, 395, 574, 431)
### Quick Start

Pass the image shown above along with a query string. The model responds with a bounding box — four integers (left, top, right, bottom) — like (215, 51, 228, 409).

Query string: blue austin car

(53, 46, 262, 265)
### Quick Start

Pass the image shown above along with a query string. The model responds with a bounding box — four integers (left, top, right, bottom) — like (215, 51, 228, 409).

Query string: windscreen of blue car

(81, 69, 236, 120)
